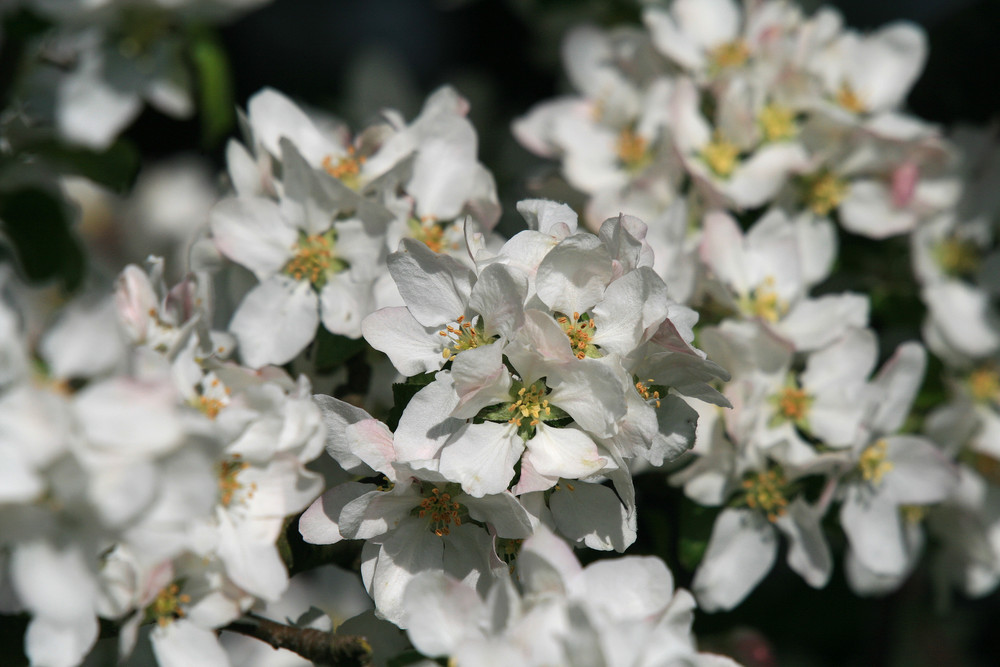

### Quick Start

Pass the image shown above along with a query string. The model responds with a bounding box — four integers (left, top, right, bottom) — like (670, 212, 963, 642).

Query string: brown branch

(223, 613, 373, 667)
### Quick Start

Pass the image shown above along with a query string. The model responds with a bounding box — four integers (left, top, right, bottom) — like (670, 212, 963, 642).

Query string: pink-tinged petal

(512, 456, 559, 495)
(210, 197, 296, 280)
(549, 481, 636, 552)
(114, 265, 159, 343)
(526, 424, 605, 479)
(389, 239, 475, 327)
(230, 275, 319, 368)
(535, 234, 613, 316)
(151, 619, 231, 667)
(692, 508, 777, 612)
(346, 419, 399, 481)
(775, 499, 832, 588)
(439, 422, 524, 497)
(298, 482, 377, 544)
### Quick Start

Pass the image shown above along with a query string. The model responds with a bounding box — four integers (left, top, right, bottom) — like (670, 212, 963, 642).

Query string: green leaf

(385, 372, 435, 431)
(678, 499, 718, 572)
(0, 186, 84, 292)
(34, 139, 140, 194)
(314, 326, 366, 372)
(188, 26, 234, 147)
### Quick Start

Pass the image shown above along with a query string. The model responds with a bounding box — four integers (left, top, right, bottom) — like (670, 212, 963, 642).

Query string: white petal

(439, 422, 524, 497)
(692, 508, 777, 612)
(549, 481, 636, 552)
(526, 424, 605, 479)
(210, 197, 296, 281)
(151, 619, 231, 667)
(230, 276, 319, 368)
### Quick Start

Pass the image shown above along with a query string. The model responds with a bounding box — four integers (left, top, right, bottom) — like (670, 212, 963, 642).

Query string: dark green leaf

(188, 26, 234, 147)
(314, 326, 366, 372)
(0, 186, 84, 292)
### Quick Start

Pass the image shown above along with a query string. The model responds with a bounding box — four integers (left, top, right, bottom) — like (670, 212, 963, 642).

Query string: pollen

(709, 39, 751, 70)
(322, 146, 366, 190)
(836, 82, 866, 114)
(968, 367, 1000, 405)
(616, 128, 651, 173)
(900, 504, 927, 524)
(742, 468, 789, 522)
(146, 583, 191, 628)
(418, 486, 463, 537)
(439, 315, 491, 359)
(758, 104, 797, 142)
(702, 134, 740, 179)
(771, 384, 812, 425)
(194, 395, 225, 419)
(283, 231, 345, 289)
(218, 455, 255, 507)
(806, 171, 847, 216)
(859, 439, 893, 485)
(742, 276, 787, 323)
(508, 381, 553, 429)
(408, 217, 455, 255)
(557, 312, 599, 359)
(935, 237, 980, 279)
(635, 378, 661, 409)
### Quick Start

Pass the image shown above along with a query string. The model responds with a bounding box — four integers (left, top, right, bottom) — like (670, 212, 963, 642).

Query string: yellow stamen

(742, 468, 789, 522)
(758, 104, 797, 142)
(616, 128, 650, 172)
(702, 134, 740, 178)
(859, 439, 893, 485)
(417, 487, 463, 537)
(709, 39, 750, 70)
(836, 82, 866, 114)
(322, 146, 366, 190)
(806, 171, 847, 216)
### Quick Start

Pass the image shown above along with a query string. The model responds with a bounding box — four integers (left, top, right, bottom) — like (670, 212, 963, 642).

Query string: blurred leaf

(188, 26, 234, 147)
(314, 326, 366, 372)
(32, 139, 141, 194)
(0, 186, 84, 292)
(678, 498, 718, 572)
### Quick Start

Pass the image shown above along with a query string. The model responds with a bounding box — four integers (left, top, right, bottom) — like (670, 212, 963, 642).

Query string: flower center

(968, 367, 1000, 405)
(557, 312, 599, 359)
(283, 230, 346, 289)
(741, 276, 787, 323)
(439, 315, 491, 360)
(758, 104, 797, 142)
(417, 485, 464, 537)
(859, 439, 893, 485)
(322, 147, 366, 190)
(616, 128, 651, 173)
(146, 583, 190, 628)
(635, 378, 662, 408)
(742, 468, 789, 522)
(935, 238, 980, 279)
(408, 217, 454, 254)
(770, 384, 812, 426)
(218, 455, 255, 507)
(709, 39, 750, 70)
(836, 82, 866, 114)
(806, 171, 847, 216)
(507, 381, 553, 430)
(702, 134, 740, 178)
